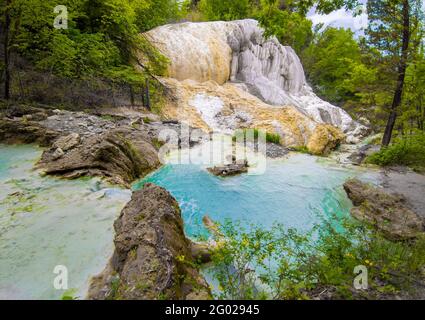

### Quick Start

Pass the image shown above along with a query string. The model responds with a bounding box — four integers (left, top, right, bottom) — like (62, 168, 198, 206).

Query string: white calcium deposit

(146, 19, 367, 143)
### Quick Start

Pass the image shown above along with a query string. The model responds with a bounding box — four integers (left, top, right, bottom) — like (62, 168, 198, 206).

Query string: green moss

(290, 145, 311, 154)
(151, 138, 165, 150)
(142, 117, 152, 124)
(135, 282, 150, 292)
(107, 277, 121, 300)
(129, 247, 137, 260)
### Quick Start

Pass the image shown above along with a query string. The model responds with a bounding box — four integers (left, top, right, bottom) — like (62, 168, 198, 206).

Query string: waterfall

(146, 19, 367, 143)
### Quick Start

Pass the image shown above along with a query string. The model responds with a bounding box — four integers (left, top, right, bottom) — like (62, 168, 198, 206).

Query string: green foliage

(233, 128, 281, 144)
(290, 146, 311, 154)
(211, 217, 425, 300)
(37, 32, 121, 78)
(258, 1, 313, 54)
(61, 288, 78, 300)
(4, 0, 177, 84)
(135, 0, 185, 32)
(199, 0, 253, 21)
(364, 0, 425, 139)
(366, 134, 425, 170)
(302, 27, 365, 104)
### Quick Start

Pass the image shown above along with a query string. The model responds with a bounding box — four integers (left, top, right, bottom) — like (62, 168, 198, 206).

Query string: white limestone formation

(146, 19, 368, 143)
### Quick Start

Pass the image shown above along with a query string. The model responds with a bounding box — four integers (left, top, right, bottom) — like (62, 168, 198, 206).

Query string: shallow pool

(135, 147, 376, 238)
(0, 142, 378, 299)
(0, 144, 130, 300)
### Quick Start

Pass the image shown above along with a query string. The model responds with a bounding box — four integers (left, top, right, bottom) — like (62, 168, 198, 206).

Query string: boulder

(52, 133, 80, 151)
(0, 118, 59, 147)
(343, 179, 424, 241)
(87, 183, 211, 300)
(307, 124, 345, 156)
(39, 128, 160, 187)
(207, 162, 249, 177)
(347, 144, 381, 165)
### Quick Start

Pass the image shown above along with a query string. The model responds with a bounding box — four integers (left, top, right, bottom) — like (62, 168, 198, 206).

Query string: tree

(366, 0, 424, 146)
(199, 0, 253, 21)
(258, 2, 313, 54)
(2, 0, 11, 99)
(302, 27, 365, 104)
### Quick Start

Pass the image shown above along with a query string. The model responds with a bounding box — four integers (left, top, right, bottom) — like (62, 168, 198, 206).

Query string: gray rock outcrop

(87, 183, 211, 300)
(343, 179, 424, 241)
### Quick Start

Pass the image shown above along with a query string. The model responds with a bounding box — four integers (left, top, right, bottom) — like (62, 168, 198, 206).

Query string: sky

(307, 0, 425, 35)
(307, 0, 369, 34)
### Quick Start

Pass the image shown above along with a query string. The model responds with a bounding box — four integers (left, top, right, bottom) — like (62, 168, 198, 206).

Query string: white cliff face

(146, 19, 367, 143)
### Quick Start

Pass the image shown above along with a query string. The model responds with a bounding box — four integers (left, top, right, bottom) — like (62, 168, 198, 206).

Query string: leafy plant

(366, 134, 425, 171)
(233, 129, 281, 145)
(210, 216, 425, 300)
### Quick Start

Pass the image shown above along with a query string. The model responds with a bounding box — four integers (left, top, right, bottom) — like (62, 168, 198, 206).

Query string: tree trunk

(141, 85, 145, 107)
(382, 0, 411, 147)
(3, 0, 11, 100)
(145, 79, 151, 111)
(129, 84, 135, 106)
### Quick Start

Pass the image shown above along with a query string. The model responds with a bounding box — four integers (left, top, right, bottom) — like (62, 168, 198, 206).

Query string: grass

(290, 146, 311, 154)
(233, 128, 281, 145)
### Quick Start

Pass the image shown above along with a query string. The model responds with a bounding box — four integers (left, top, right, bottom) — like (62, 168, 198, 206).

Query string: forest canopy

(1, 0, 424, 145)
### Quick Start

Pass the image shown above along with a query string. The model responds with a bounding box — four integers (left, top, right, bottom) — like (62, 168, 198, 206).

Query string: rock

(3, 104, 52, 119)
(22, 112, 49, 122)
(0, 118, 59, 147)
(87, 183, 211, 300)
(265, 142, 289, 158)
(146, 19, 367, 139)
(307, 124, 345, 156)
(52, 133, 80, 151)
(207, 160, 249, 177)
(51, 147, 65, 160)
(343, 179, 424, 241)
(190, 241, 213, 264)
(39, 128, 160, 187)
(346, 144, 381, 165)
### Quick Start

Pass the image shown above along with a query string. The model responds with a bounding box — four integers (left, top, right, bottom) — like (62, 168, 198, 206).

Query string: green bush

(209, 217, 425, 300)
(233, 129, 281, 145)
(199, 0, 252, 21)
(366, 134, 425, 170)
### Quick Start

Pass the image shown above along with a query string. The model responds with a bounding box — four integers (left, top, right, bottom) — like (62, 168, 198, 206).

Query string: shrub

(209, 217, 425, 300)
(366, 134, 425, 170)
(233, 129, 281, 145)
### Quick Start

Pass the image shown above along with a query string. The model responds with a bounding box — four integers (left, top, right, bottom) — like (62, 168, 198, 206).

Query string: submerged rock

(87, 183, 211, 300)
(207, 160, 249, 177)
(343, 179, 424, 241)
